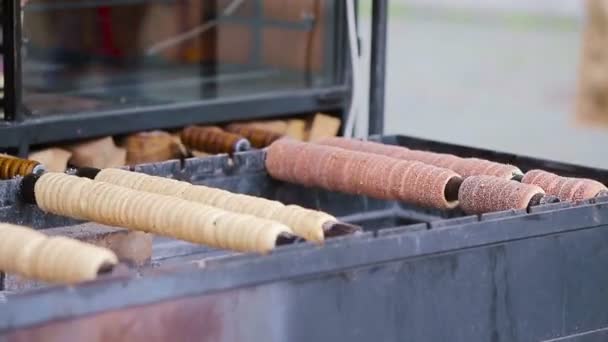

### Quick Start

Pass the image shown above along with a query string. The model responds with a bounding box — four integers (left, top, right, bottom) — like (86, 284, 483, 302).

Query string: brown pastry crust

(459, 175, 545, 214)
(317, 137, 521, 179)
(522, 169, 607, 201)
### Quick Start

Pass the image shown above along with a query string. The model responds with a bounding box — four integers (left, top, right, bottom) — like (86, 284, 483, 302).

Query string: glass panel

(21, 0, 341, 116)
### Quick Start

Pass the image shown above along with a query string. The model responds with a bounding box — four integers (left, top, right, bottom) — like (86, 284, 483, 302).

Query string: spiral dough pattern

(316, 137, 521, 179)
(266, 139, 461, 209)
(0, 156, 41, 179)
(35, 173, 292, 254)
(458, 175, 545, 214)
(0, 223, 118, 284)
(522, 169, 607, 201)
(181, 126, 246, 154)
(95, 168, 335, 243)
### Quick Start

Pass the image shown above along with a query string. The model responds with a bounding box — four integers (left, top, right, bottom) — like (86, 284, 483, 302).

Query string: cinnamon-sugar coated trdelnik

(522, 169, 607, 201)
(266, 139, 461, 210)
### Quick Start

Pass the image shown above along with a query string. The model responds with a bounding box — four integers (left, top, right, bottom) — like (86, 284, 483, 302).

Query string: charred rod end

(539, 194, 560, 205)
(322, 221, 362, 238)
(96, 262, 116, 276)
(74, 167, 101, 179)
(96, 261, 133, 278)
(20, 173, 40, 205)
(511, 173, 524, 182)
(528, 193, 558, 207)
(275, 232, 298, 246)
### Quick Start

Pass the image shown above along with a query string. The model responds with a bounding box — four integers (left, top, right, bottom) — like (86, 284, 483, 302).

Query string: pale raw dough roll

(35, 173, 291, 253)
(96, 168, 335, 243)
(0, 223, 118, 284)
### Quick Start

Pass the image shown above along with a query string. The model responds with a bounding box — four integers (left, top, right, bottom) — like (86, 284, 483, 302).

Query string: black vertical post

(200, 1, 218, 99)
(368, 0, 387, 135)
(2, 0, 23, 121)
(250, 0, 263, 68)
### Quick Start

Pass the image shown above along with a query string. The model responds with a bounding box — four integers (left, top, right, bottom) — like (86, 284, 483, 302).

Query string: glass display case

(0, 0, 387, 153)
(21, 0, 345, 116)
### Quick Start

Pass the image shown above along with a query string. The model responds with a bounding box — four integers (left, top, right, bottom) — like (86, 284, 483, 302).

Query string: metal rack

(2, 134, 608, 341)
(0, 0, 388, 154)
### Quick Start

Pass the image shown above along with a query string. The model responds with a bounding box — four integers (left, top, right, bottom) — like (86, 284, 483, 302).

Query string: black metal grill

(1, 0, 22, 122)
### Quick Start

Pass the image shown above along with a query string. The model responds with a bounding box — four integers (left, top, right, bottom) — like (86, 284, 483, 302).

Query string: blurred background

(12, 0, 608, 168)
(361, 0, 608, 168)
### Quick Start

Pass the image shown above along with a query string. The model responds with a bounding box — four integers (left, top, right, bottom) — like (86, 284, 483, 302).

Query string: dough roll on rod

(521, 169, 608, 201)
(0, 155, 45, 180)
(265, 139, 462, 210)
(225, 123, 284, 148)
(316, 137, 522, 180)
(78, 168, 358, 243)
(0, 223, 118, 284)
(21, 172, 295, 254)
(457, 175, 556, 215)
(181, 126, 251, 154)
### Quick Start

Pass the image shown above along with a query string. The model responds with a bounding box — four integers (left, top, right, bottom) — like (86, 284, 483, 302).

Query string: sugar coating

(522, 169, 607, 201)
(459, 175, 545, 214)
(266, 139, 460, 209)
(265, 138, 291, 181)
(317, 137, 521, 179)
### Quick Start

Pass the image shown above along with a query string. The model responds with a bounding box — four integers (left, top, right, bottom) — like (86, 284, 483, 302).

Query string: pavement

(364, 2, 608, 169)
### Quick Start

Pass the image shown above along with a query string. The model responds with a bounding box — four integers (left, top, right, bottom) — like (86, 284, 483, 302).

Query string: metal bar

(250, 0, 264, 67)
(321, 0, 334, 88)
(367, 0, 388, 135)
(2, 203, 608, 332)
(326, 1, 348, 124)
(333, 1, 347, 86)
(24, 0, 174, 11)
(0, 86, 348, 148)
(220, 16, 314, 31)
(199, 1, 218, 99)
(2, 0, 23, 121)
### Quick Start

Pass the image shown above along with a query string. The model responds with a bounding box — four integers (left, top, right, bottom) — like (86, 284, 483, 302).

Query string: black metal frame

(368, 0, 387, 135)
(0, 0, 388, 153)
(1, 0, 23, 122)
